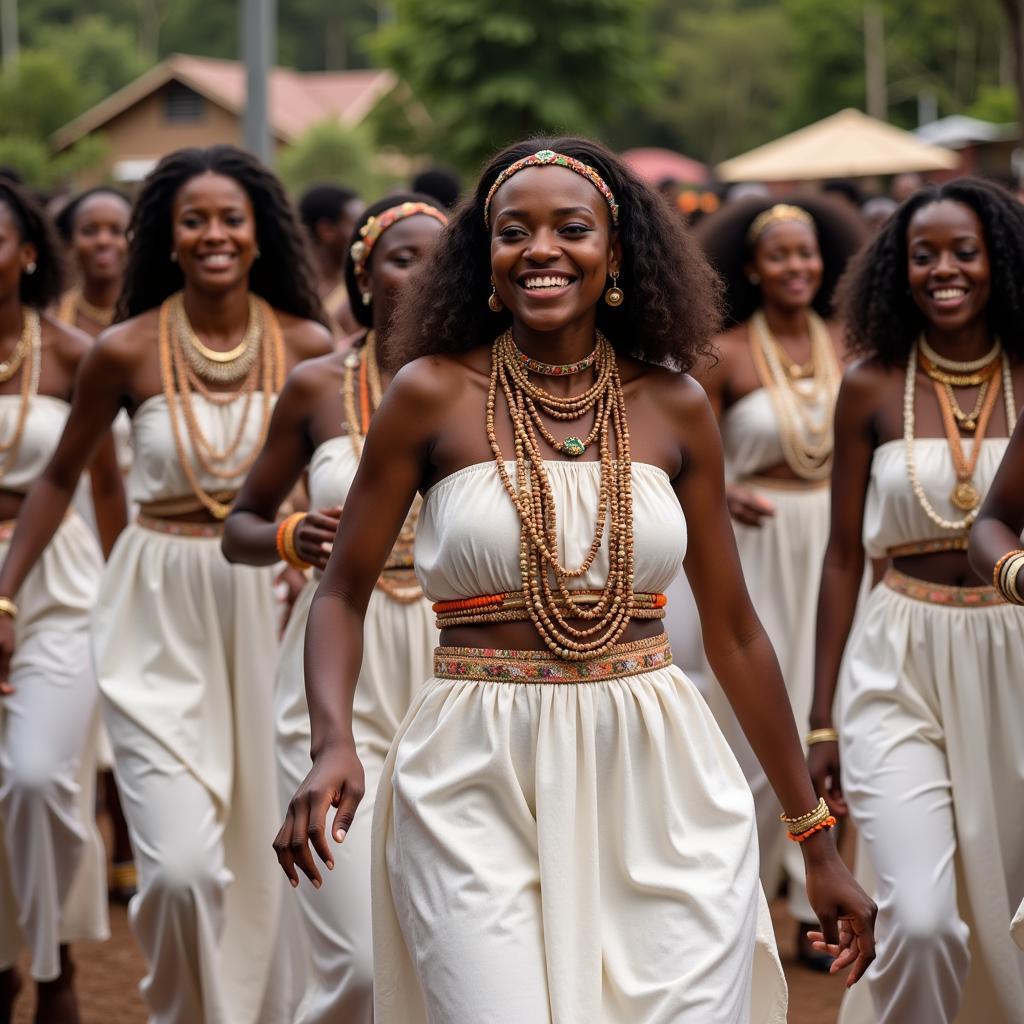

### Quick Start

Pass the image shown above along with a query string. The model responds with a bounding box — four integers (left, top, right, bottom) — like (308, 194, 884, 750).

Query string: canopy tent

(621, 147, 709, 185)
(716, 108, 960, 183)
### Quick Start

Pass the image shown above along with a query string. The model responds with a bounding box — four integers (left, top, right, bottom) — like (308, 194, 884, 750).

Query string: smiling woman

(0, 145, 333, 1024)
(810, 178, 1024, 1024)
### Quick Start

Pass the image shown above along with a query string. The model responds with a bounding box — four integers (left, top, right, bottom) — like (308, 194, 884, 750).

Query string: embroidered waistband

(883, 567, 1004, 608)
(136, 513, 223, 538)
(886, 537, 970, 558)
(433, 633, 672, 683)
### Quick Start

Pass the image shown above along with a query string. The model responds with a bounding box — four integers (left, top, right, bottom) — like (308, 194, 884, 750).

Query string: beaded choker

(513, 341, 597, 377)
(484, 150, 620, 229)
(918, 335, 1001, 374)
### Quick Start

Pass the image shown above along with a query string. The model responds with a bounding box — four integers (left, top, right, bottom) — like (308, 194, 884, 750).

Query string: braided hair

(838, 178, 1024, 365)
(388, 135, 722, 372)
(0, 179, 64, 309)
(117, 145, 325, 324)
(697, 195, 867, 328)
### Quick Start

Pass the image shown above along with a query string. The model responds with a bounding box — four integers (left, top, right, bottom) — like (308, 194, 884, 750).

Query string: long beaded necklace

(57, 288, 115, 329)
(903, 340, 1016, 531)
(0, 310, 41, 480)
(158, 291, 284, 519)
(487, 330, 635, 660)
(749, 310, 840, 480)
(341, 331, 423, 603)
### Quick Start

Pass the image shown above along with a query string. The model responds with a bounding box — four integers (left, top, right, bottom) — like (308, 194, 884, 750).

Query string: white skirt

(276, 578, 436, 1024)
(837, 578, 1024, 1023)
(371, 642, 787, 1024)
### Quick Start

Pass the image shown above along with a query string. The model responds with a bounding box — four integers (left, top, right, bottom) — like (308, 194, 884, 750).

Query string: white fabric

(0, 513, 108, 980)
(1013, 901, 1024, 951)
(415, 460, 686, 600)
(836, 442, 1024, 1024)
(275, 436, 436, 1024)
(0, 395, 71, 492)
(706, 480, 828, 925)
(373, 460, 787, 1022)
(93, 524, 282, 1024)
(863, 438, 1008, 557)
(720, 388, 786, 481)
(128, 392, 275, 504)
(662, 574, 708, 697)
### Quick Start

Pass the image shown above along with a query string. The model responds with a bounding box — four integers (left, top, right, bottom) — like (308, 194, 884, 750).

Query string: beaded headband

(483, 149, 620, 229)
(350, 201, 448, 277)
(746, 204, 815, 246)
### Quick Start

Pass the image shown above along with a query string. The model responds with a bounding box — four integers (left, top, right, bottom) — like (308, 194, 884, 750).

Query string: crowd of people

(0, 135, 1018, 1024)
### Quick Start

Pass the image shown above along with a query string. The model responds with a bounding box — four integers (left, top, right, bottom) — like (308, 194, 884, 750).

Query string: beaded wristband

(276, 513, 311, 571)
(0, 596, 17, 619)
(805, 728, 839, 746)
(780, 796, 830, 834)
(788, 816, 838, 843)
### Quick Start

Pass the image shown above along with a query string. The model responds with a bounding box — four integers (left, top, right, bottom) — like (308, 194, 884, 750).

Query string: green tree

(278, 120, 395, 196)
(372, 0, 654, 170)
(36, 15, 149, 99)
(0, 50, 82, 138)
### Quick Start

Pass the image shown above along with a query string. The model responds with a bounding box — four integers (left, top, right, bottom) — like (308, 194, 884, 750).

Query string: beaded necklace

(57, 288, 115, 329)
(903, 341, 1016, 531)
(340, 331, 422, 603)
(487, 330, 635, 660)
(749, 310, 840, 480)
(0, 310, 41, 480)
(158, 292, 284, 519)
(513, 342, 598, 378)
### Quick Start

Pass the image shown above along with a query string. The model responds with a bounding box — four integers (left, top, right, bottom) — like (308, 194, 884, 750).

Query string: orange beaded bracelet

(276, 512, 311, 570)
(787, 816, 838, 843)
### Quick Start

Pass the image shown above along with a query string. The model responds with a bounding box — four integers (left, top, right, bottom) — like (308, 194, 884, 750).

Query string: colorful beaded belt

(432, 590, 667, 629)
(886, 536, 969, 558)
(883, 567, 1005, 607)
(742, 474, 830, 492)
(433, 633, 672, 683)
(137, 513, 223, 538)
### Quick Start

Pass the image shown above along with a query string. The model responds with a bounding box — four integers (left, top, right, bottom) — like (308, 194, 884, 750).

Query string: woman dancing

(277, 137, 875, 1022)
(0, 146, 332, 1024)
(697, 196, 865, 964)
(809, 179, 1024, 1023)
(223, 193, 446, 1023)
(0, 181, 126, 1023)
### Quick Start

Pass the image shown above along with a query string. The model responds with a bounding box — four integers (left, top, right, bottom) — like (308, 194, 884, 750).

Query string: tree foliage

(277, 120, 395, 197)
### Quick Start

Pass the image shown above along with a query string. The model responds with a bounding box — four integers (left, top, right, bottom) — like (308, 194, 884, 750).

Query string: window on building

(164, 82, 205, 123)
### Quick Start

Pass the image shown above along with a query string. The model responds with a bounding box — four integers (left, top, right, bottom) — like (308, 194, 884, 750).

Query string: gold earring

(361, 291, 372, 306)
(488, 280, 503, 312)
(604, 271, 623, 307)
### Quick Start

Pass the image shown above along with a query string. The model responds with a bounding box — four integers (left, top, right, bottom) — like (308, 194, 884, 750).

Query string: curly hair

(697, 195, 867, 328)
(0, 179, 64, 309)
(344, 191, 448, 330)
(54, 186, 131, 245)
(388, 136, 722, 372)
(838, 177, 1024, 365)
(117, 145, 325, 324)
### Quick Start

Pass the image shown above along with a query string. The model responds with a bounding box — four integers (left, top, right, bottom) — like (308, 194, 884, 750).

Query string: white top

(863, 437, 1009, 557)
(129, 392, 275, 504)
(0, 394, 70, 494)
(308, 435, 355, 511)
(415, 460, 687, 602)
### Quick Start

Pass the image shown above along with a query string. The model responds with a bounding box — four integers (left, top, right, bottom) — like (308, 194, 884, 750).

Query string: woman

(223, 193, 446, 1023)
(697, 196, 866, 965)
(54, 184, 138, 906)
(809, 179, 1024, 1023)
(276, 138, 875, 1022)
(0, 146, 332, 1024)
(0, 182, 126, 1023)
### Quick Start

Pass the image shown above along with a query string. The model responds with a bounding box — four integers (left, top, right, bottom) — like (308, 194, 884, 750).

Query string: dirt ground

(12, 899, 847, 1024)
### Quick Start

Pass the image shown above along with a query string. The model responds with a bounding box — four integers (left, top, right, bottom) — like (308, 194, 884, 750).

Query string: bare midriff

(440, 615, 666, 654)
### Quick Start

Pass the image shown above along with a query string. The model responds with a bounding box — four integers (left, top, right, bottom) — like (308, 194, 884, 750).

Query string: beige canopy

(716, 108, 960, 182)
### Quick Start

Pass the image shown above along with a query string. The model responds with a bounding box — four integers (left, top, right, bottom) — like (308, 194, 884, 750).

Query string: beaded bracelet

(994, 549, 1024, 605)
(0, 596, 17, 620)
(780, 796, 831, 834)
(788, 816, 838, 843)
(276, 512, 311, 571)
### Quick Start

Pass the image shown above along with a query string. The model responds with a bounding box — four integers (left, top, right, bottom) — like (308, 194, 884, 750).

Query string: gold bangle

(992, 549, 1023, 590)
(0, 596, 18, 619)
(780, 796, 830, 834)
(805, 727, 839, 746)
(279, 513, 311, 571)
(996, 550, 1024, 605)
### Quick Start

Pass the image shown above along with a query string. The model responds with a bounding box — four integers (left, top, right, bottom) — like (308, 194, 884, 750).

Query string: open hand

(726, 484, 775, 528)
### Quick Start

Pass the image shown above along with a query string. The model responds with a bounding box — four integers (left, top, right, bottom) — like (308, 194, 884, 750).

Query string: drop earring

(604, 271, 623, 307)
(24, 262, 36, 276)
(361, 292, 372, 306)
(488, 279, 503, 312)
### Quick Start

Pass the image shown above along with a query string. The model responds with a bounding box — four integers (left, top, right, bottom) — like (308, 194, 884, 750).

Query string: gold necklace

(174, 293, 262, 383)
(0, 310, 41, 479)
(0, 313, 31, 383)
(487, 331, 635, 660)
(750, 310, 840, 480)
(340, 330, 423, 603)
(918, 334, 1001, 374)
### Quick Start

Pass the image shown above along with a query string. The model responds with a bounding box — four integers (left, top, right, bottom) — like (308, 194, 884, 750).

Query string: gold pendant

(951, 480, 980, 512)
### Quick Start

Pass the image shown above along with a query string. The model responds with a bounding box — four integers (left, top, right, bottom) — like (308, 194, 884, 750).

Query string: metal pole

(1, 0, 18, 70)
(241, 0, 275, 165)
(864, 4, 888, 121)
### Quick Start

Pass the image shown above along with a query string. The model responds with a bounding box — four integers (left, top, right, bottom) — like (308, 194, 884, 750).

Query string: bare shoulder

(389, 352, 473, 413)
(627, 359, 713, 430)
(89, 309, 160, 376)
(40, 312, 90, 369)
(840, 355, 900, 403)
(274, 309, 334, 360)
(280, 349, 344, 406)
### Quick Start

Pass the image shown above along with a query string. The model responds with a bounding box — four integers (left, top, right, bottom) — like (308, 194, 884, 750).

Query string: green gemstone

(561, 436, 586, 457)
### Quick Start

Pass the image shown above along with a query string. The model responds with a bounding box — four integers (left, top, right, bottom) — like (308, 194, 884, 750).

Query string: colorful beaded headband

(350, 201, 448, 276)
(483, 149, 620, 229)
(746, 204, 815, 246)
